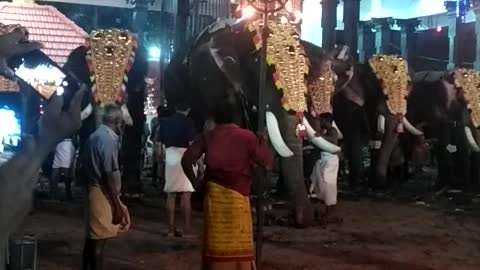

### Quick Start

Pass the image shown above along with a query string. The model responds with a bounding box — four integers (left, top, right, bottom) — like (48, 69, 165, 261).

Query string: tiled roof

(0, 2, 88, 65)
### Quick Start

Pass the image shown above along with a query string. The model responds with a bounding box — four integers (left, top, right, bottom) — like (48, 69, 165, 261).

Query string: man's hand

(38, 85, 87, 151)
(0, 27, 42, 78)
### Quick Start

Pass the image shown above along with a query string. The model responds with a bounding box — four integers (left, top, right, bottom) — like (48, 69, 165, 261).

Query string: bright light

(148, 47, 161, 61)
(56, 86, 64, 96)
(0, 106, 21, 147)
(241, 5, 256, 20)
(280, 16, 288, 24)
(436, 26, 442, 32)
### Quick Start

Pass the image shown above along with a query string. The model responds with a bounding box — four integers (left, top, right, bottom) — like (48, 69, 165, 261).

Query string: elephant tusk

(464, 126, 480, 152)
(337, 45, 348, 60)
(332, 121, 343, 140)
(303, 117, 341, 154)
(121, 104, 134, 126)
(402, 118, 424, 136)
(377, 115, 385, 134)
(80, 103, 93, 121)
(265, 111, 294, 158)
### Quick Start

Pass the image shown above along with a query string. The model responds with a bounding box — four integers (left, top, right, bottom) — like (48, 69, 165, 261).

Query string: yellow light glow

(241, 5, 256, 20)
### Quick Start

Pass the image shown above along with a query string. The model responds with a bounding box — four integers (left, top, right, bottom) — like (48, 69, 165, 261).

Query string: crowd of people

(0, 27, 347, 270)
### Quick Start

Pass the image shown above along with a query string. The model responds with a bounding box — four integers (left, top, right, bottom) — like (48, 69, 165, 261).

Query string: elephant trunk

(279, 113, 313, 227)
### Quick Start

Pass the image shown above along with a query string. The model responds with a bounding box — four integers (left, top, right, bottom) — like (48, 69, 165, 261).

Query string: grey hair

(101, 104, 123, 125)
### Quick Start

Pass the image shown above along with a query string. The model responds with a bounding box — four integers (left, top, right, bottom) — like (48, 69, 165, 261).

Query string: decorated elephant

(64, 29, 147, 193)
(406, 69, 479, 189)
(165, 13, 344, 226)
(330, 46, 424, 188)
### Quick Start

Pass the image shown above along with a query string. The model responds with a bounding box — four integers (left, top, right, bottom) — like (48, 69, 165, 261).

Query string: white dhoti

(52, 139, 76, 169)
(164, 147, 195, 193)
(310, 152, 339, 206)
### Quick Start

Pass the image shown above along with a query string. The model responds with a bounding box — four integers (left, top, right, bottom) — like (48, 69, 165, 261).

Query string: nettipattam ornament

(86, 29, 137, 105)
(0, 22, 22, 92)
(454, 68, 480, 128)
(307, 61, 335, 115)
(368, 55, 410, 115)
(247, 21, 308, 114)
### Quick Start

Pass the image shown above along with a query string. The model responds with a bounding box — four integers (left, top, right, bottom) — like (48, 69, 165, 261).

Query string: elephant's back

(412, 71, 446, 84)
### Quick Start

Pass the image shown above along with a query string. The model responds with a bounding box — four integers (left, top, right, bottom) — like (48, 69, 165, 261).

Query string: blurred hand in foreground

(0, 26, 42, 78)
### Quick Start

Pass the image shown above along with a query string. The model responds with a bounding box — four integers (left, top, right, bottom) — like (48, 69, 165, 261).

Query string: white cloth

(52, 139, 76, 169)
(310, 152, 339, 206)
(164, 147, 195, 193)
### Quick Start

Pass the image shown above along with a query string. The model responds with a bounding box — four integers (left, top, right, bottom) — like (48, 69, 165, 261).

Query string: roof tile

(0, 2, 88, 66)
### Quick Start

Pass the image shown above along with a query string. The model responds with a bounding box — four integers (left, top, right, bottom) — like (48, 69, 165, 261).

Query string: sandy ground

(12, 194, 480, 270)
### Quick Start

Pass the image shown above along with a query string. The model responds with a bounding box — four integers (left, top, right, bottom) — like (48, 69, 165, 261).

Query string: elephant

(63, 29, 148, 194)
(164, 18, 342, 227)
(406, 69, 478, 190)
(330, 46, 424, 189)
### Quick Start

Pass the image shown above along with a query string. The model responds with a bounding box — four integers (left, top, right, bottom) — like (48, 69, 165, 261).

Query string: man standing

(81, 105, 130, 270)
(159, 103, 195, 237)
(310, 113, 340, 223)
(50, 135, 77, 200)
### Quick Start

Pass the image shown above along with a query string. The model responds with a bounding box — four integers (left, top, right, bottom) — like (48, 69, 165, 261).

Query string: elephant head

(79, 29, 138, 126)
(452, 69, 480, 152)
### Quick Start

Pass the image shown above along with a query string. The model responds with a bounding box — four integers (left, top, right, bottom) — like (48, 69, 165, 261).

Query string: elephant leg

(373, 115, 399, 189)
(344, 132, 365, 188)
(279, 113, 313, 227)
(434, 121, 453, 189)
(453, 126, 471, 190)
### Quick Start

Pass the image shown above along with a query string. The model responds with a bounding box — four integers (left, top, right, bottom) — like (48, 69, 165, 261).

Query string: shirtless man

(310, 113, 340, 223)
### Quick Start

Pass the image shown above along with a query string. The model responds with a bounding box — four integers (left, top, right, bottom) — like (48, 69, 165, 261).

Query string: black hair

(212, 101, 234, 124)
(102, 104, 123, 125)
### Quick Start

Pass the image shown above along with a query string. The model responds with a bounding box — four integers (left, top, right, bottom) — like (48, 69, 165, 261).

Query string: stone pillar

(357, 21, 371, 63)
(343, 0, 361, 60)
(321, 0, 339, 50)
(445, 0, 459, 70)
(371, 17, 393, 54)
(397, 18, 420, 64)
(176, 0, 190, 55)
(474, 0, 480, 69)
(131, 0, 150, 45)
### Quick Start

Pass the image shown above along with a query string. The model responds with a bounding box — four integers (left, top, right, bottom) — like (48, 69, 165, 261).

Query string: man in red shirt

(182, 100, 272, 270)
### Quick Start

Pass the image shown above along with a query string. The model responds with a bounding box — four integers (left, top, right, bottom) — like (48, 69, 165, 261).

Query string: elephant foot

(293, 204, 314, 228)
(371, 173, 388, 190)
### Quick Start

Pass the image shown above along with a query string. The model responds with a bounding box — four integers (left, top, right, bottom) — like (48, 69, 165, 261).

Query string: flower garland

(85, 29, 137, 105)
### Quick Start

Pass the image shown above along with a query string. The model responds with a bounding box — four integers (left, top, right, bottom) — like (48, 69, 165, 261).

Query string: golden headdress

(86, 29, 137, 104)
(368, 55, 410, 115)
(454, 68, 480, 128)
